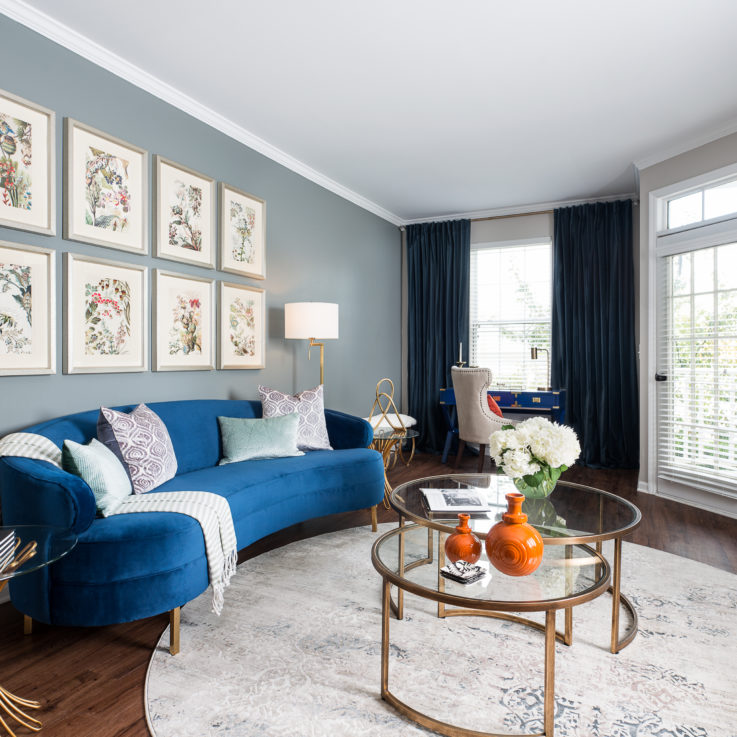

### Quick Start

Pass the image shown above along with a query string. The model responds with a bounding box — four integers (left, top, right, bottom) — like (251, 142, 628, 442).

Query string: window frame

(658, 161, 737, 236)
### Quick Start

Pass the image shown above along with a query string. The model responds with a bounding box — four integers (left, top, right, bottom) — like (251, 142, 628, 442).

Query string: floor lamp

(284, 302, 339, 385)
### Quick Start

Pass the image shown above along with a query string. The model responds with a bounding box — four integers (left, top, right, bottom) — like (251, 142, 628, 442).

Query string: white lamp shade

(284, 302, 339, 340)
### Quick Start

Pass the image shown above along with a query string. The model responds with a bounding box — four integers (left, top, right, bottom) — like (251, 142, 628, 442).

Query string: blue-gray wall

(0, 16, 401, 434)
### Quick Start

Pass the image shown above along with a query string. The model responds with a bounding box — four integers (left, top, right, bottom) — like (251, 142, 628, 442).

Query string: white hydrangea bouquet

(489, 417, 581, 498)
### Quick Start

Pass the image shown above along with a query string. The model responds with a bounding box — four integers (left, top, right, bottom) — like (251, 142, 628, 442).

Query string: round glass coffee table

(389, 473, 642, 653)
(372, 523, 610, 737)
(0, 525, 77, 735)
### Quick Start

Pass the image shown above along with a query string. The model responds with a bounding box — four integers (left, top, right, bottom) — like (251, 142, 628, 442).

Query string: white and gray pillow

(258, 385, 332, 451)
(97, 404, 177, 494)
(62, 438, 132, 516)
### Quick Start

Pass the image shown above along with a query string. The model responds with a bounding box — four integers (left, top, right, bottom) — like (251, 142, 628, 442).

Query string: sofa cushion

(98, 404, 177, 493)
(259, 385, 332, 451)
(218, 413, 303, 463)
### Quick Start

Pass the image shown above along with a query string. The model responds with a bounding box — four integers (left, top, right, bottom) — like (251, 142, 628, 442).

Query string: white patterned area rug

(146, 524, 737, 737)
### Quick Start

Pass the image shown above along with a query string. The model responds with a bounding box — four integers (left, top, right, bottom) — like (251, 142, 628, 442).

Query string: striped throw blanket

(0, 432, 237, 615)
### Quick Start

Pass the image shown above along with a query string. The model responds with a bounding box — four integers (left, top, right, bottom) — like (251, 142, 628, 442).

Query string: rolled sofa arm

(0, 457, 96, 535)
(324, 409, 374, 450)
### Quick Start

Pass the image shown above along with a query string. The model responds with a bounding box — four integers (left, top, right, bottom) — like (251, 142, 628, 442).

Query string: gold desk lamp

(530, 346, 551, 391)
(284, 302, 339, 385)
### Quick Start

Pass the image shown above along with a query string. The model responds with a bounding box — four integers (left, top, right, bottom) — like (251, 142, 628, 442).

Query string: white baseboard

(643, 481, 737, 519)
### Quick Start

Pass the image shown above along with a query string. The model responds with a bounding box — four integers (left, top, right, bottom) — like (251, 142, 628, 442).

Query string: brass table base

(382, 578, 558, 737)
(0, 685, 42, 737)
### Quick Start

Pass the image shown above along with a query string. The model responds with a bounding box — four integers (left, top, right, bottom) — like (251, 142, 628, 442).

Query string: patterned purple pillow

(258, 385, 332, 451)
(97, 404, 177, 494)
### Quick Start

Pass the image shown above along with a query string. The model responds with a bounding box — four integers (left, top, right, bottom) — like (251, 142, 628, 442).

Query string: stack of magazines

(0, 530, 16, 573)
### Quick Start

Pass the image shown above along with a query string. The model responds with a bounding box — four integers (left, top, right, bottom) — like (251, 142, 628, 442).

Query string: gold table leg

(544, 610, 556, 736)
(611, 538, 622, 654)
(0, 580, 42, 736)
(370, 505, 378, 533)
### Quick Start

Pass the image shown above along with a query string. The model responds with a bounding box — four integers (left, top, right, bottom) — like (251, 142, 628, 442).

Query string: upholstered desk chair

(451, 366, 512, 473)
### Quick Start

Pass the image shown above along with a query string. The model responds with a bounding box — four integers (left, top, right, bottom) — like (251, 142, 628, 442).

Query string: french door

(655, 233, 737, 506)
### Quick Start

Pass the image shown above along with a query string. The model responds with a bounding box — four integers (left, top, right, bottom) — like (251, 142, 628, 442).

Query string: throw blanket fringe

(0, 433, 237, 615)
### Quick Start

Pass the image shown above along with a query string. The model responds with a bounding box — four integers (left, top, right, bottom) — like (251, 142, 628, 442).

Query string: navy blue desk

(439, 388, 567, 464)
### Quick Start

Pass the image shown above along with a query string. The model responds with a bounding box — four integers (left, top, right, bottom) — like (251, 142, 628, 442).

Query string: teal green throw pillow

(218, 413, 305, 464)
(62, 438, 132, 517)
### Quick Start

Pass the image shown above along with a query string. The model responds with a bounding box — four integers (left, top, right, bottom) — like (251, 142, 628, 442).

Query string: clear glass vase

(513, 473, 557, 499)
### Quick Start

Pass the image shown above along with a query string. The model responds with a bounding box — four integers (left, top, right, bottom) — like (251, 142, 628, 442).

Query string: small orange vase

(444, 513, 482, 564)
(485, 492, 544, 576)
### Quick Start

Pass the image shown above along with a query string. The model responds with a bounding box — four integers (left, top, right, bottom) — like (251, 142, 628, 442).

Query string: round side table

(0, 525, 77, 736)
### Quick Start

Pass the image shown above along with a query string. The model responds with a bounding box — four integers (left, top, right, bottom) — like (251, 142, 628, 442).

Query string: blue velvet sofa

(0, 399, 384, 633)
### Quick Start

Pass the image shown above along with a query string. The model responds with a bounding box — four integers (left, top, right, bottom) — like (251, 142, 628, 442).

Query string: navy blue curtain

(407, 220, 470, 452)
(551, 200, 638, 468)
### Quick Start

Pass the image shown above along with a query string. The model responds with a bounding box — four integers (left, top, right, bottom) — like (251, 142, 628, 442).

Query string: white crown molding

(634, 117, 737, 173)
(401, 192, 638, 226)
(0, 1, 404, 227)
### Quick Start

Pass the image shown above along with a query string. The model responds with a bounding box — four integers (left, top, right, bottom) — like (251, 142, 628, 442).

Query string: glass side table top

(0, 525, 77, 582)
(372, 523, 610, 611)
(390, 473, 641, 544)
(372, 427, 420, 441)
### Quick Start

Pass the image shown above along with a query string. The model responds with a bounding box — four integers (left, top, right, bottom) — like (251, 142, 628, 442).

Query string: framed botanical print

(63, 253, 148, 374)
(0, 89, 55, 235)
(153, 270, 214, 371)
(154, 156, 216, 268)
(64, 118, 148, 254)
(218, 281, 265, 369)
(0, 241, 55, 375)
(219, 182, 266, 279)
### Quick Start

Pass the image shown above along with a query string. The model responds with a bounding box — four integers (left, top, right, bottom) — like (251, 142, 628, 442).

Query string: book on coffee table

(419, 487, 490, 513)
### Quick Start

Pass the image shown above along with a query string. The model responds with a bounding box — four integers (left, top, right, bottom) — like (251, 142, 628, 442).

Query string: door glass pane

(704, 180, 737, 220)
(667, 192, 702, 229)
(659, 241, 737, 493)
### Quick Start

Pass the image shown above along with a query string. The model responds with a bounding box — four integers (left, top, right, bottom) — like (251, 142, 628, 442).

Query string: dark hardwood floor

(1, 453, 736, 737)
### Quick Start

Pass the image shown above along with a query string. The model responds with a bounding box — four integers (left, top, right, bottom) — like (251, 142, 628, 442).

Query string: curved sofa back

(23, 399, 263, 476)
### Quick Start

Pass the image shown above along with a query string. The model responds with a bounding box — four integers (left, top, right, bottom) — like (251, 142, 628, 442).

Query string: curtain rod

(471, 209, 553, 222)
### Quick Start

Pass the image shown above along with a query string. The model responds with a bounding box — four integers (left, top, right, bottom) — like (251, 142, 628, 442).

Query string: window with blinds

(656, 241, 737, 495)
(469, 240, 552, 390)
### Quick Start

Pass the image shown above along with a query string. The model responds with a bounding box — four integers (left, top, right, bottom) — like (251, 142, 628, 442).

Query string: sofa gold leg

(23, 616, 32, 635)
(370, 505, 378, 532)
(169, 607, 180, 655)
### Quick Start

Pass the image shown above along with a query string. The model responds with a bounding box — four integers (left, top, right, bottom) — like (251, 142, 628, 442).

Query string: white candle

(459, 342, 463, 362)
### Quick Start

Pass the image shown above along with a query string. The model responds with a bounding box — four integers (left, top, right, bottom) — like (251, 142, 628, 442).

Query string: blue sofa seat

(0, 399, 384, 627)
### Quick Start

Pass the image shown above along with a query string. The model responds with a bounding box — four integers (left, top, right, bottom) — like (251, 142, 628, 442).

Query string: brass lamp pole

(308, 338, 326, 385)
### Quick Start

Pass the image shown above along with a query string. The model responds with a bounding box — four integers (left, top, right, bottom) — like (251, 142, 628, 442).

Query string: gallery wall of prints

(0, 88, 267, 379)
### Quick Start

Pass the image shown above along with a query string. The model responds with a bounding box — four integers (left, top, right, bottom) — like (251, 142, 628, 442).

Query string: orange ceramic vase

(485, 492, 544, 576)
(444, 513, 482, 564)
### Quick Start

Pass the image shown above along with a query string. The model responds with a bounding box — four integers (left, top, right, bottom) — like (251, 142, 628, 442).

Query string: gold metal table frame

(389, 474, 642, 655)
(372, 524, 611, 737)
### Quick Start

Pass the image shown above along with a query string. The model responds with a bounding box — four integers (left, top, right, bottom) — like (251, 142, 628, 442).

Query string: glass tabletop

(372, 427, 420, 441)
(390, 473, 641, 544)
(0, 525, 77, 582)
(372, 523, 610, 611)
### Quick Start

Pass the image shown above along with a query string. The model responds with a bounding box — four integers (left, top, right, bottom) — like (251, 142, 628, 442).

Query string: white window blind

(469, 240, 552, 390)
(656, 239, 737, 497)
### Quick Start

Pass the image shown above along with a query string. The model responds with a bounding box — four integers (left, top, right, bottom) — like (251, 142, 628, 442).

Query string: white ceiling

(10, 0, 737, 224)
